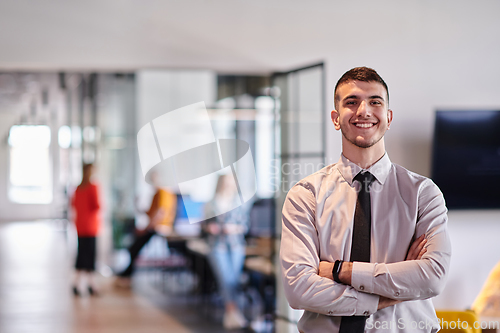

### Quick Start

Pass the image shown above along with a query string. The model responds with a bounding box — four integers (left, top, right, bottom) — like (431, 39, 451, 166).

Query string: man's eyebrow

(343, 95, 385, 101)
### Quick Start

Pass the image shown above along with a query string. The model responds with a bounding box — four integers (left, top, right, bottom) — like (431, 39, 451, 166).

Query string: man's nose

(356, 100, 371, 117)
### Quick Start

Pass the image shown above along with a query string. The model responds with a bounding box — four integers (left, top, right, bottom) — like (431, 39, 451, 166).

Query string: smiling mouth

(354, 123, 376, 128)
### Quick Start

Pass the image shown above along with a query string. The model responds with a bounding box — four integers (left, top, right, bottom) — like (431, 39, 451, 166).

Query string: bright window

(8, 125, 53, 204)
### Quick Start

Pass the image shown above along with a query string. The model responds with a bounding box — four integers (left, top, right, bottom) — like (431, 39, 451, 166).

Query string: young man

(280, 67, 451, 332)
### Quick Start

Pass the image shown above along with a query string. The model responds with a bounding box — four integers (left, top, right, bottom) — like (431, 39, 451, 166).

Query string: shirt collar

(336, 153, 392, 186)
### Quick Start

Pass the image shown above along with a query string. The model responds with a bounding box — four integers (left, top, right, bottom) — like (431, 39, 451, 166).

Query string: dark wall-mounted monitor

(431, 110, 500, 209)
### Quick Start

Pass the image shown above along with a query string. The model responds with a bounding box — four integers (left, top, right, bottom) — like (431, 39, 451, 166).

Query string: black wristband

(332, 260, 343, 283)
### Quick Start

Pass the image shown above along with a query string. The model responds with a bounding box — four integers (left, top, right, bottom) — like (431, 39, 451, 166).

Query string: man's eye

(346, 101, 356, 105)
(371, 100, 382, 105)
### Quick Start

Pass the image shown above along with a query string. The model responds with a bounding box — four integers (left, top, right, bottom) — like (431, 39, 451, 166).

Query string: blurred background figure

(71, 163, 101, 296)
(115, 172, 177, 287)
(204, 174, 249, 330)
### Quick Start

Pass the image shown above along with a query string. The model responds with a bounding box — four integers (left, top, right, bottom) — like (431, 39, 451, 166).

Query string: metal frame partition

(271, 62, 326, 332)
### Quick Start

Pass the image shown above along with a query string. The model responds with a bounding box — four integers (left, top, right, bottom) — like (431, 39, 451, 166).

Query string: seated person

(116, 173, 176, 286)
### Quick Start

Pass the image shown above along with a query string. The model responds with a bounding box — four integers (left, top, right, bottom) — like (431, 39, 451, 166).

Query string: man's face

(331, 80, 393, 149)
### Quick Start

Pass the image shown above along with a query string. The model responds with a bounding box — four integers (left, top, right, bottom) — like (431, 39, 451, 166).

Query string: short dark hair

(334, 67, 389, 109)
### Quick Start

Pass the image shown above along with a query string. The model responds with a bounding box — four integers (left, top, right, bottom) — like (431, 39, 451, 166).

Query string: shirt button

(395, 291, 400, 296)
(359, 285, 365, 291)
(363, 311, 369, 316)
(328, 311, 333, 315)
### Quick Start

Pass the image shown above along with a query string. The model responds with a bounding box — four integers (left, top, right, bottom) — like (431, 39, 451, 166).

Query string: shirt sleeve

(280, 183, 379, 316)
(351, 179, 452, 301)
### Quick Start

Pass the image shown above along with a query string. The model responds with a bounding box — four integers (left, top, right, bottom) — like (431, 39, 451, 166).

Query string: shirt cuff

(354, 289, 379, 316)
(352, 261, 376, 294)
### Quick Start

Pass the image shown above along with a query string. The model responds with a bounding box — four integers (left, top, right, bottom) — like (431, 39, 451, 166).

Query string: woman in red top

(71, 163, 101, 296)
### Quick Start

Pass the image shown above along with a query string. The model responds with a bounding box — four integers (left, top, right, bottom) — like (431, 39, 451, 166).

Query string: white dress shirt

(280, 153, 451, 332)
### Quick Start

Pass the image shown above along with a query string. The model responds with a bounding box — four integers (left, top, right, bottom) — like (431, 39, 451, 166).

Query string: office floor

(0, 221, 251, 333)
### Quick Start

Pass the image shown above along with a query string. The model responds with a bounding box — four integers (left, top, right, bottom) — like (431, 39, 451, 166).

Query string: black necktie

(339, 171, 375, 333)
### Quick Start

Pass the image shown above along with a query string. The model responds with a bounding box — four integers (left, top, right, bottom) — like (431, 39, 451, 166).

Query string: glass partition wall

(273, 63, 325, 333)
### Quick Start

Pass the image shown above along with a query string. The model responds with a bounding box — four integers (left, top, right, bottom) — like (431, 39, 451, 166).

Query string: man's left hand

(405, 234, 427, 261)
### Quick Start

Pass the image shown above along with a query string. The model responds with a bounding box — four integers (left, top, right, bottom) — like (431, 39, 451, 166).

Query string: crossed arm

(318, 235, 427, 310)
(280, 181, 451, 317)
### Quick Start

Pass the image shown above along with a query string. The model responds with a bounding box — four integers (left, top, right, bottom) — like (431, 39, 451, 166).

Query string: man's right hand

(378, 296, 401, 310)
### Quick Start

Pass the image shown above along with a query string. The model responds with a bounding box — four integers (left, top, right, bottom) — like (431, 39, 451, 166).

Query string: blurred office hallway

(0, 220, 217, 333)
(1, 3, 500, 333)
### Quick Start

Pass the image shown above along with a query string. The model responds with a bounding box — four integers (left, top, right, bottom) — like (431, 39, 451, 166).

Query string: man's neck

(342, 140, 386, 169)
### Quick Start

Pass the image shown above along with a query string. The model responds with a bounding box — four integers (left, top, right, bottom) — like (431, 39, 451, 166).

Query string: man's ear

(387, 109, 393, 129)
(331, 110, 341, 130)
